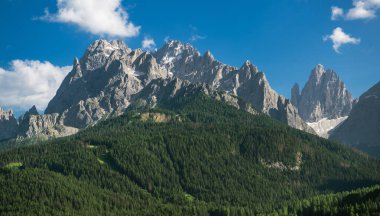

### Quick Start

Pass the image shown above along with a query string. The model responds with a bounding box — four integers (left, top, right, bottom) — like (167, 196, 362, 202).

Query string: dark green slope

(281, 185, 380, 215)
(1, 92, 380, 215)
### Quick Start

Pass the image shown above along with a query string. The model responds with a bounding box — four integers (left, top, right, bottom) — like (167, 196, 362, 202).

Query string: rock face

(0, 107, 18, 140)
(18, 106, 78, 138)
(45, 40, 168, 128)
(292, 64, 353, 123)
(133, 77, 259, 115)
(154, 41, 313, 133)
(330, 82, 380, 157)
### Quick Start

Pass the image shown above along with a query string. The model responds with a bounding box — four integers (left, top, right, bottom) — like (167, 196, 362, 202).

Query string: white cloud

(0, 60, 71, 110)
(142, 37, 156, 51)
(323, 27, 361, 53)
(331, 6, 344, 20)
(347, 0, 377, 19)
(333, 0, 380, 20)
(41, 0, 140, 37)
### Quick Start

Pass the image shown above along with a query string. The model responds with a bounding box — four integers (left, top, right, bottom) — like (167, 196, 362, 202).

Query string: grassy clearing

(86, 145, 98, 149)
(4, 162, 23, 169)
(184, 193, 194, 202)
(97, 158, 105, 165)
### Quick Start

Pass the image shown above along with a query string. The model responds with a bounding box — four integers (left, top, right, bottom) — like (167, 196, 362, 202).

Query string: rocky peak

(203, 51, 215, 64)
(239, 60, 258, 80)
(310, 64, 325, 84)
(292, 64, 353, 122)
(291, 83, 300, 107)
(18, 105, 40, 129)
(0, 107, 18, 140)
(155, 40, 200, 69)
(26, 105, 39, 116)
(82, 40, 131, 71)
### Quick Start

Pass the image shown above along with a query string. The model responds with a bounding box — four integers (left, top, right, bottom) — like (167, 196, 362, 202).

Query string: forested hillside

(1, 92, 379, 215)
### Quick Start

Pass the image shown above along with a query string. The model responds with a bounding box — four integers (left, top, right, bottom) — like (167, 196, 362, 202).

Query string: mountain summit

(291, 64, 353, 122)
(2, 40, 315, 140)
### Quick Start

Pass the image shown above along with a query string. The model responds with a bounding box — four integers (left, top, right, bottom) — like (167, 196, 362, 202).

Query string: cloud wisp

(0, 60, 71, 110)
(323, 27, 361, 53)
(142, 36, 156, 51)
(188, 25, 206, 42)
(40, 0, 140, 37)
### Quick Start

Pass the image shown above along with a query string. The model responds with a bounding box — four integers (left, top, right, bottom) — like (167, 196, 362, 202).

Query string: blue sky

(0, 0, 380, 113)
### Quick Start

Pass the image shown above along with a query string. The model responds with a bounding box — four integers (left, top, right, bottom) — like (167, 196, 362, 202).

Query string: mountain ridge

(0, 39, 315, 140)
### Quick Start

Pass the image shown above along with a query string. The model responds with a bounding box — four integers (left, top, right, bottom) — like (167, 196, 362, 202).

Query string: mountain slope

(1, 90, 379, 215)
(330, 82, 380, 157)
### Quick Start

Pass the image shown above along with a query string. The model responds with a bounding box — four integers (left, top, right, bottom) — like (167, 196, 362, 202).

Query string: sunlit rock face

(292, 64, 353, 123)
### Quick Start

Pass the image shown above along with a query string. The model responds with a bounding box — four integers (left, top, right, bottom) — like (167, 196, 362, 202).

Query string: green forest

(1, 92, 380, 215)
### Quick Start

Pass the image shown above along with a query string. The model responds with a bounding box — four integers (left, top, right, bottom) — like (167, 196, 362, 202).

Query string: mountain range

(1, 39, 380, 157)
(0, 39, 315, 141)
(1, 39, 380, 215)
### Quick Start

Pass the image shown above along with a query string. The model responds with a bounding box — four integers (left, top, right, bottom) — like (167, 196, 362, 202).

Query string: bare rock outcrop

(0, 107, 18, 140)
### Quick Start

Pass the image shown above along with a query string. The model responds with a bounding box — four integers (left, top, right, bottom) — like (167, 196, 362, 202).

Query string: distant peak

(161, 40, 197, 52)
(203, 50, 214, 61)
(240, 60, 258, 74)
(28, 105, 39, 115)
(87, 39, 129, 53)
(244, 60, 252, 65)
(310, 64, 326, 81)
(73, 57, 80, 66)
(24, 105, 39, 116)
(292, 82, 300, 89)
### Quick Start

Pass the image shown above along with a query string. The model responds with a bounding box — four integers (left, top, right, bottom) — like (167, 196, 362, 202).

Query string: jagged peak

(239, 60, 258, 75)
(85, 39, 130, 57)
(27, 105, 39, 116)
(292, 82, 300, 89)
(160, 39, 199, 55)
(203, 50, 215, 63)
(310, 64, 326, 81)
(0, 107, 14, 116)
(73, 57, 80, 66)
(324, 69, 339, 78)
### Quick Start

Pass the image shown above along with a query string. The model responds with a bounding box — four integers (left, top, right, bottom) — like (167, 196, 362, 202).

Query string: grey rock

(132, 77, 258, 115)
(292, 64, 353, 122)
(0, 107, 18, 140)
(18, 39, 314, 139)
(330, 82, 380, 156)
(155, 41, 314, 132)
(45, 40, 167, 128)
(18, 106, 78, 138)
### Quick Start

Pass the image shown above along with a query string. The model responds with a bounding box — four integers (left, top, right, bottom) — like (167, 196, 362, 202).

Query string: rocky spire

(292, 64, 353, 122)
(291, 83, 300, 107)
(0, 107, 18, 140)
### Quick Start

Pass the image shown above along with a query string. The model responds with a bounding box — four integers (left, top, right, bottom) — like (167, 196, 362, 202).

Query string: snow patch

(307, 116, 348, 138)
